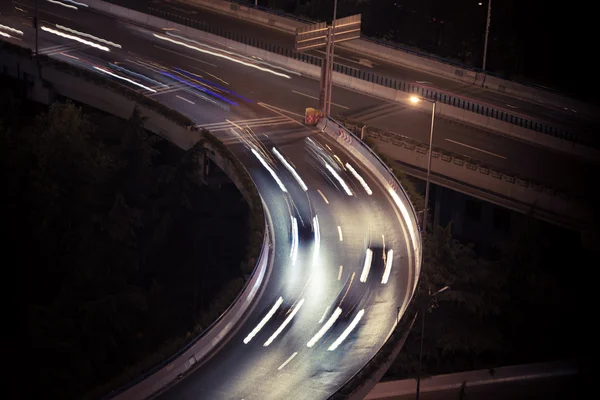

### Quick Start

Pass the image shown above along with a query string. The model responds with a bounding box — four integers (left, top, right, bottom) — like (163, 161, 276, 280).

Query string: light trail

(381, 249, 394, 284)
(272, 147, 308, 191)
(40, 26, 110, 52)
(328, 309, 365, 351)
(55, 24, 121, 48)
(93, 67, 157, 93)
(290, 217, 299, 266)
(46, 0, 77, 10)
(243, 297, 284, 344)
(345, 163, 372, 195)
(264, 298, 305, 347)
(307, 307, 342, 348)
(325, 163, 353, 196)
(251, 148, 288, 193)
(337, 226, 343, 241)
(0, 24, 24, 35)
(360, 248, 373, 283)
(153, 33, 291, 79)
(277, 352, 298, 370)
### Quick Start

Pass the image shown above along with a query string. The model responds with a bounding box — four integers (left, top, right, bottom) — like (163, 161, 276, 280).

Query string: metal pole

(361, 125, 367, 140)
(482, 0, 492, 71)
(422, 101, 435, 233)
(320, 26, 332, 116)
(416, 306, 426, 400)
(35, 0, 39, 56)
(326, 0, 338, 117)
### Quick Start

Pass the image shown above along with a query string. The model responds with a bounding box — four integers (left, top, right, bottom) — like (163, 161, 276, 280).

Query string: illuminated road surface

(1, 2, 418, 399)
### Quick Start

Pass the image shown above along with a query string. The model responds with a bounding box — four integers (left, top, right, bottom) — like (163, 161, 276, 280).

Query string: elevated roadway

(1, 2, 419, 399)
(112, 0, 599, 135)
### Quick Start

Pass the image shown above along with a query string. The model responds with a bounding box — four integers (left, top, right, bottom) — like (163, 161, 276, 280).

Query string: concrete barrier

(0, 46, 271, 400)
(337, 117, 592, 230)
(80, 0, 600, 162)
(175, 0, 595, 116)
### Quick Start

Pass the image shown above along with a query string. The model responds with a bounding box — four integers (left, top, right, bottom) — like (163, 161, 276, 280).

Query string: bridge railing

(147, 7, 593, 148)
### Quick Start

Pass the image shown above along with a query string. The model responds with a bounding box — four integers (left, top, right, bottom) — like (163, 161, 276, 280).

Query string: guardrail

(79, 0, 599, 160)
(145, 6, 593, 148)
(315, 116, 423, 398)
(335, 116, 593, 230)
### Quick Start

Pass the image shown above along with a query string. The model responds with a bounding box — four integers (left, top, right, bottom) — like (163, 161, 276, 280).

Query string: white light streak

(388, 188, 420, 277)
(338, 265, 343, 281)
(264, 298, 305, 346)
(61, 0, 88, 7)
(243, 297, 283, 344)
(360, 248, 373, 283)
(381, 249, 394, 284)
(345, 163, 372, 195)
(325, 162, 353, 196)
(40, 26, 110, 51)
(0, 24, 23, 35)
(277, 352, 298, 370)
(251, 148, 288, 193)
(272, 147, 308, 191)
(153, 33, 291, 79)
(46, 0, 77, 10)
(312, 215, 320, 264)
(93, 67, 157, 93)
(328, 309, 365, 351)
(55, 24, 122, 48)
(0, 31, 12, 38)
(307, 307, 342, 348)
(318, 306, 330, 323)
(290, 217, 298, 266)
(337, 226, 343, 241)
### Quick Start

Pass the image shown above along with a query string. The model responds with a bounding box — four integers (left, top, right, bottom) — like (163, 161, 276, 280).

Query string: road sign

(294, 15, 361, 52)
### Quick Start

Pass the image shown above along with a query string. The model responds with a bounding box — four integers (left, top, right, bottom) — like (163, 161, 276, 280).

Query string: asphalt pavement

(3, 0, 596, 200)
(111, 0, 599, 132)
(1, 2, 418, 399)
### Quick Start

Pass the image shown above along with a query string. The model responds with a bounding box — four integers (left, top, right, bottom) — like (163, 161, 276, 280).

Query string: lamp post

(325, 0, 339, 117)
(416, 285, 450, 400)
(409, 95, 436, 233)
(481, 0, 492, 72)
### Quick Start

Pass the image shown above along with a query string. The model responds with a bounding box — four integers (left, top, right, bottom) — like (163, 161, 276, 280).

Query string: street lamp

(409, 95, 436, 233)
(326, 0, 339, 117)
(480, 0, 492, 72)
(416, 285, 450, 400)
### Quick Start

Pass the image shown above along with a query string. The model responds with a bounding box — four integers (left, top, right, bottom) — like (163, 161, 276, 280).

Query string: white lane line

(277, 352, 298, 370)
(444, 138, 507, 159)
(291, 90, 349, 110)
(318, 306, 330, 323)
(153, 45, 217, 67)
(328, 309, 365, 351)
(176, 95, 195, 104)
(338, 265, 343, 281)
(317, 189, 329, 204)
(337, 226, 343, 241)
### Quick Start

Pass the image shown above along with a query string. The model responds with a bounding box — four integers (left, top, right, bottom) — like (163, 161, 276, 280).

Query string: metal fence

(149, 7, 594, 148)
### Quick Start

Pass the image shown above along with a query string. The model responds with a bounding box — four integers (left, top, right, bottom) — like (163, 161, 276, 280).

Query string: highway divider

(173, 0, 597, 137)
(0, 42, 271, 400)
(82, 0, 600, 159)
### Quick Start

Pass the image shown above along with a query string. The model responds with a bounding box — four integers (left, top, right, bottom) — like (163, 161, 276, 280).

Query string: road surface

(112, 0, 599, 134)
(2, 0, 596, 201)
(1, 2, 418, 399)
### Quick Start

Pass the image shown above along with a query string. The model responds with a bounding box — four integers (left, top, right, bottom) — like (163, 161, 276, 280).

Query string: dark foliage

(1, 100, 250, 399)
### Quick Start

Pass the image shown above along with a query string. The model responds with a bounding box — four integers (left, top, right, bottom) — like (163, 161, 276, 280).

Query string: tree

(388, 222, 508, 377)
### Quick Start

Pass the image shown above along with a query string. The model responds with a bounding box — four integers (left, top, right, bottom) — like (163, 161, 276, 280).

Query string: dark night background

(253, 0, 591, 102)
